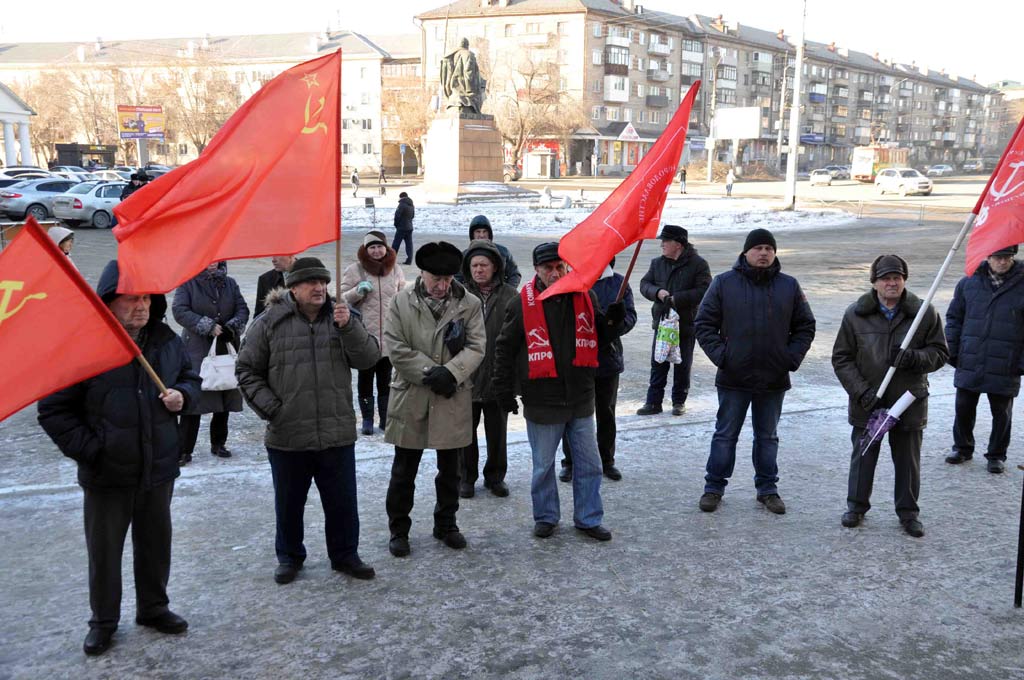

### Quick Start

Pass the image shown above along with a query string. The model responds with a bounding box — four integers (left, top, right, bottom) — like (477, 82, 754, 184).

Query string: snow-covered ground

(343, 192, 854, 238)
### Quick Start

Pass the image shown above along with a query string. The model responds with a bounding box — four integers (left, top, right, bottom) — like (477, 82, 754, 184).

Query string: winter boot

(358, 397, 374, 436)
(377, 392, 389, 432)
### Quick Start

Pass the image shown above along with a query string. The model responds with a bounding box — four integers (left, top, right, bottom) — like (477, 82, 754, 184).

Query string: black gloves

(858, 389, 879, 412)
(220, 325, 236, 343)
(497, 393, 519, 414)
(422, 366, 458, 398)
(604, 301, 625, 326)
(890, 347, 915, 370)
(947, 355, 958, 369)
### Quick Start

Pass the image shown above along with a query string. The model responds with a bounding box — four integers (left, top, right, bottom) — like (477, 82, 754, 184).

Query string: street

(1, 199, 1022, 679)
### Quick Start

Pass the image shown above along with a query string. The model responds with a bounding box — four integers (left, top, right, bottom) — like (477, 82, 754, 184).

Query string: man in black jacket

(832, 255, 948, 537)
(254, 254, 295, 317)
(493, 243, 625, 541)
(38, 260, 201, 657)
(393, 192, 415, 265)
(638, 225, 711, 416)
(694, 229, 816, 515)
(456, 214, 522, 288)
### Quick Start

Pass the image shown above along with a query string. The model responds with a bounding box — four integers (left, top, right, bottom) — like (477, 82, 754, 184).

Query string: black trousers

(461, 400, 508, 485)
(847, 427, 921, 520)
(392, 230, 414, 262)
(386, 447, 460, 538)
(179, 412, 228, 456)
(357, 357, 392, 420)
(952, 388, 1014, 461)
(563, 374, 619, 468)
(83, 480, 174, 630)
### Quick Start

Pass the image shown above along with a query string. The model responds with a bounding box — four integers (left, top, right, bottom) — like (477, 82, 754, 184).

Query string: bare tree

(484, 54, 562, 167)
(382, 85, 434, 171)
(65, 67, 120, 146)
(104, 65, 151, 164)
(9, 72, 77, 165)
(544, 97, 589, 175)
(149, 55, 242, 155)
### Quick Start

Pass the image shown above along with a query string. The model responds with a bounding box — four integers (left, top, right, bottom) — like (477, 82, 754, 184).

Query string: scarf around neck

(520, 278, 598, 379)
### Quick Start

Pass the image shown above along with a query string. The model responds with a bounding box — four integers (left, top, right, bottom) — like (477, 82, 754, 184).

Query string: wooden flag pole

(135, 354, 169, 396)
(615, 241, 645, 303)
(1016, 465, 1024, 607)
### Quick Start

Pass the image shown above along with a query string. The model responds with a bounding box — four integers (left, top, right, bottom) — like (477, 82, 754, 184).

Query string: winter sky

(0, 0, 1015, 86)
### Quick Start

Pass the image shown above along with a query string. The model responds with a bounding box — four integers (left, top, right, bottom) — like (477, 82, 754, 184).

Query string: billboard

(117, 105, 165, 140)
(711, 106, 760, 140)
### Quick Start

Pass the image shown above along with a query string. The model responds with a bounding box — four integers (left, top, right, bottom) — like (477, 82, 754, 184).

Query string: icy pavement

(1, 209, 1022, 678)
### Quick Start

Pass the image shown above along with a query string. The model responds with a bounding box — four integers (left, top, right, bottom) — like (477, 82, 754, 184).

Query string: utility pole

(776, 53, 788, 173)
(705, 48, 721, 183)
(783, 0, 806, 210)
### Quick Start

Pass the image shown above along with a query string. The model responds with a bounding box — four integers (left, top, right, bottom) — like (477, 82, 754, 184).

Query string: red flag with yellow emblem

(0, 218, 138, 421)
(113, 50, 342, 293)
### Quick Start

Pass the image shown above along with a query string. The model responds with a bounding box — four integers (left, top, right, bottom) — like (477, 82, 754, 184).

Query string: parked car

(0, 178, 80, 220)
(809, 169, 833, 186)
(926, 164, 955, 177)
(112, 165, 137, 173)
(0, 166, 50, 178)
(503, 163, 521, 182)
(824, 165, 849, 179)
(93, 170, 131, 181)
(962, 159, 986, 173)
(51, 166, 101, 182)
(875, 168, 933, 196)
(0, 170, 52, 182)
(52, 180, 126, 228)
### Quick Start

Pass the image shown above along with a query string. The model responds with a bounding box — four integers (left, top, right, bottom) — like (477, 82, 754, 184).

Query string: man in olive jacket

(236, 257, 381, 585)
(38, 259, 200, 656)
(638, 224, 711, 415)
(383, 242, 486, 557)
(459, 239, 519, 499)
(832, 255, 948, 537)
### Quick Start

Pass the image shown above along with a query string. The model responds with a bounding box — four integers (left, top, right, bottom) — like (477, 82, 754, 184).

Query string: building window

(592, 79, 602, 93)
(716, 89, 737, 104)
(362, 119, 372, 130)
(637, 109, 646, 123)
(592, 50, 602, 65)
(342, 143, 351, 154)
(639, 31, 646, 45)
(611, 76, 627, 93)
(664, 87, 671, 100)
(557, 21, 568, 35)
(559, 77, 568, 92)
(717, 65, 737, 80)
(178, 144, 188, 155)
(623, 108, 632, 121)
(650, 110, 660, 124)
(525, 22, 540, 33)
(362, 143, 373, 154)
(592, 22, 602, 37)
(607, 107, 620, 121)
(683, 39, 702, 53)
(606, 46, 629, 66)
(360, 67, 367, 79)
(591, 105, 603, 120)
(684, 62, 701, 76)
(636, 83, 644, 97)
(361, 93, 370, 105)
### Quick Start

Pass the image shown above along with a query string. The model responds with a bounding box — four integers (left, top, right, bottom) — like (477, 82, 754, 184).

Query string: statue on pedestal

(440, 38, 486, 115)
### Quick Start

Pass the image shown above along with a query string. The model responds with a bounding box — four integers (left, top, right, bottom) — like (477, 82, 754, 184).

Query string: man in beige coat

(384, 242, 486, 557)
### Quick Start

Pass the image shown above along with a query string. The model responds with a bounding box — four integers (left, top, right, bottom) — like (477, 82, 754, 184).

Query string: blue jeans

(704, 388, 785, 496)
(646, 333, 695, 406)
(527, 417, 603, 528)
(268, 445, 359, 566)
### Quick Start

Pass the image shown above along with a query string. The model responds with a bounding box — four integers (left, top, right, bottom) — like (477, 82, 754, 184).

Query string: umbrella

(856, 390, 917, 457)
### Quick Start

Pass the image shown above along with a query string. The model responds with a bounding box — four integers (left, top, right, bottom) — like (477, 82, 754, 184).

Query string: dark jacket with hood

(255, 269, 286, 317)
(832, 289, 949, 430)
(461, 239, 519, 402)
(172, 261, 250, 414)
(394, 195, 415, 232)
(695, 255, 816, 393)
(236, 289, 381, 451)
(593, 269, 637, 378)
(493, 277, 624, 424)
(639, 244, 712, 333)
(37, 260, 201, 491)
(945, 260, 1024, 397)
(457, 222, 521, 288)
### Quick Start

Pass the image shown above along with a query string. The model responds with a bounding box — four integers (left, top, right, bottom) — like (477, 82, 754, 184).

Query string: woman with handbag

(340, 230, 407, 435)
(172, 261, 250, 463)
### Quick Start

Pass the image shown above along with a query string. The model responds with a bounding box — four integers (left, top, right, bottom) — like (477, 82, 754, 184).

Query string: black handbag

(443, 318, 466, 357)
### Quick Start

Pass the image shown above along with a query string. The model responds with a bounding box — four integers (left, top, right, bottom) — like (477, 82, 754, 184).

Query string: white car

(809, 169, 833, 186)
(926, 164, 955, 177)
(875, 168, 933, 196)
(52, 180, 126, 228)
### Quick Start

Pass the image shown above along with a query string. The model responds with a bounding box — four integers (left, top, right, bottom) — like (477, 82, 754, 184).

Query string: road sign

(400, 143, 406, 155)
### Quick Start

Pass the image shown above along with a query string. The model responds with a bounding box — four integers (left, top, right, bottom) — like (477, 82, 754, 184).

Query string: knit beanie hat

(285, 257, 331, 286)
(743, 228, 776, 252)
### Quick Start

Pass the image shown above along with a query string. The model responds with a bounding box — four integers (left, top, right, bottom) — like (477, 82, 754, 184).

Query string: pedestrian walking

(38, 259, 201, 656)
(255, 254, 296, 317)
(832, 255, 948, 537)
(236, 257, 381, 585)
(725, 168, 735, 197)
(456, 214, 522, 288)
(340, 230, 407, 435)
(351, 169, 360, 198)
(560, 256, 637, 482)
(172, 261, 250, 464)
(378, 163, 387, 184)
(694, 228, 816, 515)
(120, 171, 148, 200)
(679, 166, 687, 194)
(459, 239, 518, 498)
(393, 191, 415, 265)
(493, 242, 626, 541)
(945, 244, 1024, 473)
(383, 242, 486, 557)
(637, 225, 711, 416)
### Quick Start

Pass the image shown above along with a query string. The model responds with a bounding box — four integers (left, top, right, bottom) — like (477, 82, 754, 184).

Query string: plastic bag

(653, 309, 682, 364)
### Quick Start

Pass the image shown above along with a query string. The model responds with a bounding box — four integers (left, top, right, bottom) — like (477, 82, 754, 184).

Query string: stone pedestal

(422, 113, 503, 204)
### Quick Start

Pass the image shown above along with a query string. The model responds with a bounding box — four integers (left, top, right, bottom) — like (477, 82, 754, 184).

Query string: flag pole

(335, 48, 344, 301)
(1015, 465, 1024, 607)
(615, 241, 644, 303)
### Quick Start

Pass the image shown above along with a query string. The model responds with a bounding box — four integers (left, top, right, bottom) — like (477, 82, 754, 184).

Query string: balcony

(604, 62, 628, 77)
(682, 49, 703, 63)
(646, 68, 670, 82)
(605, 35, 630, 48)
(831, 110, 848, 120)
(810, 112, 825, 122)
(875, 102, 891, 111)
(750, 83, 771, 95)
(832, 90, 849, 100)
(603, 75, 629, 102)
(648, 41, 671, 56)
(646, 94, 670, 108)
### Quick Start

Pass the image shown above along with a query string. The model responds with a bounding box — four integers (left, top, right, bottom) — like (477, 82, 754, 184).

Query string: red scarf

(521, 278, 598, 379)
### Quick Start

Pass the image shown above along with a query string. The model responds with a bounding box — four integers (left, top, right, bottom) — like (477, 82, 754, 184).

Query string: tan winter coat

(339, 247, 406, 356)
(383, 280, 486, 450)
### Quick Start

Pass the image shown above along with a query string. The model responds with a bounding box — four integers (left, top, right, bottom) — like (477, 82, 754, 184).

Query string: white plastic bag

(653, 309, 682, 365)
(200, 341, 238, 391)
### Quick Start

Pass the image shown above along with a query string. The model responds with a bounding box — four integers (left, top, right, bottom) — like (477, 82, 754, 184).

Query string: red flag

(0, 218, 138, 421)
(965, 115, 1024, 275)
(113, 50, 342, 293)
(539, 81, 701, 300)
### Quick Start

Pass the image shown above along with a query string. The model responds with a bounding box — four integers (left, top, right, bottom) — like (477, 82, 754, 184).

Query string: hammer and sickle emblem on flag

(300, 73, 328, 135)
(0, 280, 47, 327)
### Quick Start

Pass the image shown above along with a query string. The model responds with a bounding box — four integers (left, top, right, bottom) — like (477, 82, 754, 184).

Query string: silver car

(0, 178, 80, 221)
(52, 181, 126, 228)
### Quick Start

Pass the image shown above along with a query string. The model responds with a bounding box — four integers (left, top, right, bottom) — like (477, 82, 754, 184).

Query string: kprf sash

(521, 278, 598, 379)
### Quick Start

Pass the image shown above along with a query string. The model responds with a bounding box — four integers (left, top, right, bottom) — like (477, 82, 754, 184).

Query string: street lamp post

(706, 47, 721, 183)
(783, 0, 807, 210)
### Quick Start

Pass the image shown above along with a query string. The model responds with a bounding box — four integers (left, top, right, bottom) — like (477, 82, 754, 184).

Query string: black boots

(359, 397, 374, 436)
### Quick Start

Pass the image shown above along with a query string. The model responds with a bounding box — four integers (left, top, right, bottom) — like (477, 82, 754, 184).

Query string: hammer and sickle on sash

(0, 280, 47, 328)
